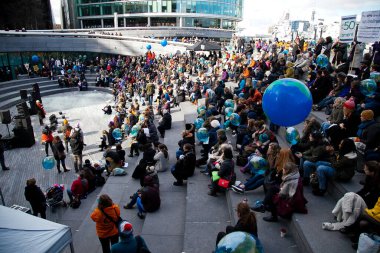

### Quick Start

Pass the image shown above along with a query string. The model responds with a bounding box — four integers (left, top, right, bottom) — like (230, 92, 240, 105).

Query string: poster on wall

(339, 15, 356, 43)
(357, 10, 380, 43)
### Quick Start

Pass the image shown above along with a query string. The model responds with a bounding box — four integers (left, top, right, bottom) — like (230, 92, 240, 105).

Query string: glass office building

(74, 0, 243, 31)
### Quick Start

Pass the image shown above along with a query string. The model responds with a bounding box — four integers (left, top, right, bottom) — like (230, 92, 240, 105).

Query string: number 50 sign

(339, 15, 357, 43)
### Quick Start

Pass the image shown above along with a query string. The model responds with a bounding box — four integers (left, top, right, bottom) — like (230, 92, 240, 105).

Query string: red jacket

(71, 177, 88, 197)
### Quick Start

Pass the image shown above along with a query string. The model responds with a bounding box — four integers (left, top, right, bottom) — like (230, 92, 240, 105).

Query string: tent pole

(70, 242, 75, 253)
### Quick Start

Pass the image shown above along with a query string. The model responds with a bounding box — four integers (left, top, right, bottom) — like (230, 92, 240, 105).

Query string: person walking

(24, 178, 46, 219)
(0, 134, 9, 170)
(91, 194, 120, 253)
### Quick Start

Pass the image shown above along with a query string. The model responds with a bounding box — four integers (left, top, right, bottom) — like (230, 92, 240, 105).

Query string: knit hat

(211, 120, 220, 128)
(119, 221, 133, 237)
(361, 110, 374, 121)
(343, 98, 355, 110)
(63, 119, 68, 125)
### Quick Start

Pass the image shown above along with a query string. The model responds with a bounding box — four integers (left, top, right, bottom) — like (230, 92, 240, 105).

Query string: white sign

(357, 10, 380, 43)
(339, 15, 356, 43)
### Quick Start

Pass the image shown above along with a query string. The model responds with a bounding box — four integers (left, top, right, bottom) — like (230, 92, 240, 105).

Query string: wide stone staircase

(0, 76, 361, 253)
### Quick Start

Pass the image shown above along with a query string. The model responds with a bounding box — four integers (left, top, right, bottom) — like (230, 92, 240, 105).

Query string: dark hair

(237, 202, 257, 233)
(98, 194, 113, 209)
(158, 143, 168, 159)
(116, 144, 122, 151)
(223, 147, 233, 159)
(339, 138, 356, 156)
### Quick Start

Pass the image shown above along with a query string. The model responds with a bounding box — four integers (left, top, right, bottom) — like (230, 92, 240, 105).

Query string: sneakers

(137, 212, 145, 219)
(64, 169, 71, 172)
(2, 167, 10, 171)
(231, 185, 245, 194)
(123, 204, 133, 209)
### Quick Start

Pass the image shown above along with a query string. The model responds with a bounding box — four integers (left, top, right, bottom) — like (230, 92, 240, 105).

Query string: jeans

(317, 96, 335, 109)
(45, 142, 53, 156)
(303, 160, 331, 180)
(67, 189, 74, 202)
(320, 122, 331, 136)
(73, 154, 83, 172)
(137, 197, 145, 213)
(244, 174, 265, 191)
(55, 158, 66, 172)
(316, 165, 335, 190)
(99, 234, 119, 253)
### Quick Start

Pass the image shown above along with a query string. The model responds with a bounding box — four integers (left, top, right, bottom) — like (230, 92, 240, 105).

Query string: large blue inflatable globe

(229, 113, 241, 126)
(146, 44, 152, 50)
(42, 156, 55, 170)
(249, 156, 268, 171)
(370, 72, 380, 83)
(224, 99, 234, 108)
(286, 127, 300, 145)
(196, 127, 209, 142)
(32, 55, 39, 63)
(263, 78, 312, 127)
(316, 54, 329, 68)
(112, 128, 122, 140)
(223, 120, 230, 129)
(215, 232, 258, 253)
(197, 105, 206, 114)
(194, 118, 205, 129)
(225, 107, 234, 117)
(360, 79, 377, 97)
(161, 39, 168, 47)
(130, 125, 141, 137)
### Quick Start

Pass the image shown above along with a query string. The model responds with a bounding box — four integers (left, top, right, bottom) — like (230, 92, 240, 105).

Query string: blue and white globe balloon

(286, 127, 300, 145)
(316, 54, 329, 68)
(112, 128, 122, 140)
(360, 79, 377, 97)
(42, 156, 55, 170)
(196, 127, 209, 142)
(194, 118, 205, 129)
(229, 113, 241, 126)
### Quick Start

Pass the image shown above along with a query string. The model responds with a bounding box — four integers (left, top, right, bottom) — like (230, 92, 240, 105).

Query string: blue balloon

(229, 113, 241, 126)
(197, 105, 206, 114)
(283, 49, 289, 55)
(32, 55, 39, 63)
(249, 155, 268, 172)
(286, 127, 300, 145)
(370, 72, 380, 83)
(161, 39, 168, 47)
(225, 107, 234, 117)
(42, 156, 55, 170)
(238, 93, 245, 98)
(112, 128, 122, 140)
(146, 44, 152, 50)
(316, 54, 329, 68)
(263, 78, 312, 127)
(224, 99, 234, 108)
(360, 79, 377, 97)
(223, 120, 230, 129)
(258, 133, 269, 143)
(130, 125, 140, 137)
(216, 232, 259, 253)
(194, 118, 205, 129)
(196, 127, 209, 142)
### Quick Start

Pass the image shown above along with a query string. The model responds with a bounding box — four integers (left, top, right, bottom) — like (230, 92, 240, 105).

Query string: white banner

(339, 15, 356, 43)
(357, 10, 380, 43)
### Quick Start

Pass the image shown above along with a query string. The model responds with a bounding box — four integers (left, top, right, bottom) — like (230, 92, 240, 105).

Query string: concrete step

(0, 81, 59, 101)
(0, 77, 48, 88)
(0, 79, 55, 94)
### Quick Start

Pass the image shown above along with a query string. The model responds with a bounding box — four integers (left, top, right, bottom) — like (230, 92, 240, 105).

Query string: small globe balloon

(249, 155, 268, 171)
(370, 72, 380, 83)
(146, 44, 152, 50)
(229, 113, 241, 126)
(130, 125, 141, 137)
(42, 156, 55, 170)
(67, 69, 72, 74)
(283, 49, 289, 55)
(258, 133, 269, 143)
(215, 231, 258, 253)
(224, 99, 234, 108)
(263, 78, 312, 127)
(223, 120, 230, 129)
(286, 127, 300, 145)
(316, 54, 329, 68)
(32, 55, 39, 63)
(197, 105, 206, 114)
(206, 89, 215, 99)
(194, 118, 205, 129)
(360, 79, 377, 97)
(161, 39, 168, 47)
(196, 127, 209, 142)
(225, 107, 234, 117)
(112, 128, 122, 140)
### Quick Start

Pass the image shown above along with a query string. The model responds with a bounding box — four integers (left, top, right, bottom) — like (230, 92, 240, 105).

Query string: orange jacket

(90, 204, 120, 238)
(41, 133, 53, 143)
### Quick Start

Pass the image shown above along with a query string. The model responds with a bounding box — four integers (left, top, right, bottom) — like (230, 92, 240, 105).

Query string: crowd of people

(3, 33, 378, 252)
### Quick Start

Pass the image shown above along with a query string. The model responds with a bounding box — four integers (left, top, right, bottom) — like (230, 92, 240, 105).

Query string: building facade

(68, 0, 242, 37)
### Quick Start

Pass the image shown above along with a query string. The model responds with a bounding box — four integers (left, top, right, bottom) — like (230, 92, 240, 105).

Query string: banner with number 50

(339, 15, 357, 43)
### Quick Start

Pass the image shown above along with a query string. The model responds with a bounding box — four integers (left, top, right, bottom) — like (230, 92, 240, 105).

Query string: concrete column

(80, 20, 83, 29)
(124, 18, 126, 27)
(101, 19, 104, 28)
(220, 19, 223, 29)
(179, 17, 183, 27)
(147, 17, 151, 27)
(114, 12, 118, 30)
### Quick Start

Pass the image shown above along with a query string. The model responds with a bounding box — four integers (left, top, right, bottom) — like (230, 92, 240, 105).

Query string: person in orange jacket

(41, 125, 54, 156)
(91, 194, 121, 253)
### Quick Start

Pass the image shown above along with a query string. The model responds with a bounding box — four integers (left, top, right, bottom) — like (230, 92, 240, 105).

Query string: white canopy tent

(0, 205, 74, 253)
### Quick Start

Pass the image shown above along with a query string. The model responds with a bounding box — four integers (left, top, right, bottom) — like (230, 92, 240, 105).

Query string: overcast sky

(241, 0, 380, 34)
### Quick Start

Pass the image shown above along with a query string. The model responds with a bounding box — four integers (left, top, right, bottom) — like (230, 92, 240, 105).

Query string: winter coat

(69, 134, 83, 155)
(217, 158, 235, 181)
(357, 176, 380, 209)
(159, 113, 172, 130)
(24, 185, 46, 210)
(279, 171, 300, 198)
(365, 197, 380, 222)
(154, 151, 169, 172)
(52, 140, 66, 160)
(332, 152, 357, 181)
(174, 150, 196, 178)
(91, 204, 120, 238)
(328, 104, 344, 124)
(141, 185, 160, 212)
(302, 142, 328, 162)
(71, 177, 88, 197)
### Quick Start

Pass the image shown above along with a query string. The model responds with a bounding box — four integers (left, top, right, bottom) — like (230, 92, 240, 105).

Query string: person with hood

(314, 138, 357, 196)
(111, 221, 150, 253)
(172, 143, 196, 186)
(24, 178, 46, 219)
(91, 194, 120, 253)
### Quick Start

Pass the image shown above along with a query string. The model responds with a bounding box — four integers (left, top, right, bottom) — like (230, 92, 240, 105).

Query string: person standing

(24, 178, 46, 219)
(52, 136, 70, 173)
(91, 194, 120, 253)
(70, 130, 84, 173)
(0, 134, 9, 170)
(111, 221, 150, 253)
(36, 100, 46, 126)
